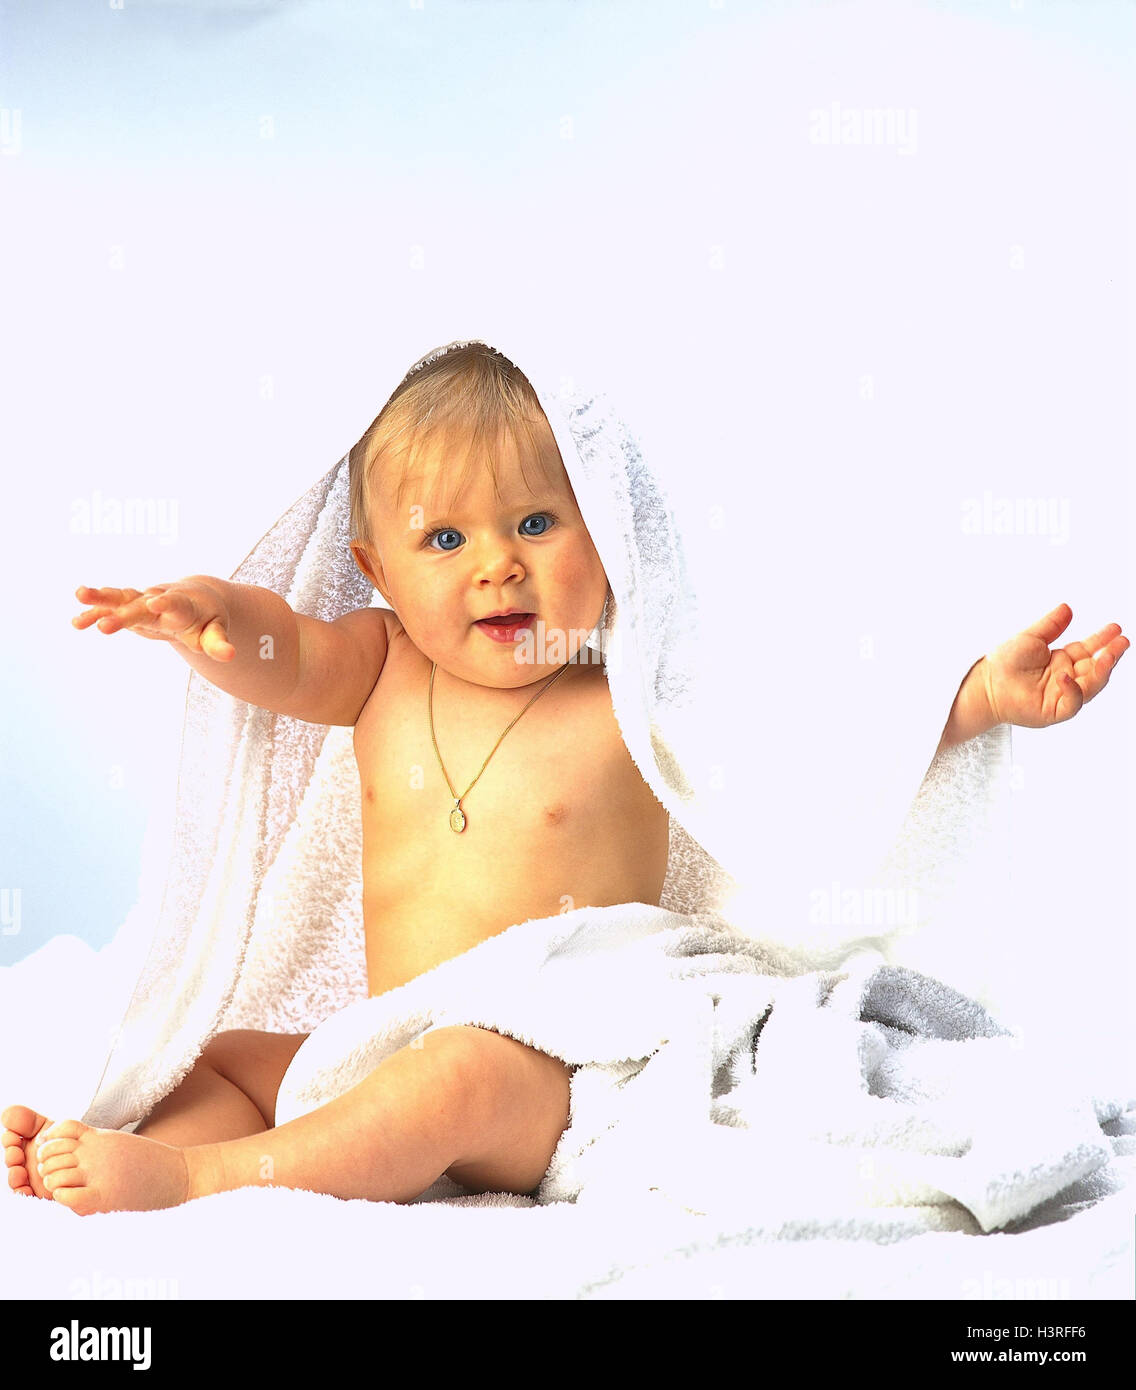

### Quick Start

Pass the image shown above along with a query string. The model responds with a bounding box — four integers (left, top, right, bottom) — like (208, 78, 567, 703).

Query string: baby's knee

(409, 1025, 488, 1080)
(197, 1029, 258, 1076)
(420, 1026, 570, 1119)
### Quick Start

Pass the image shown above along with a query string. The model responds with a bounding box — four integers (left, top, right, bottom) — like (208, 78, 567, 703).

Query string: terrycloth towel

(69, 334, 1019, 1135)
(2, 335, 1130, 1297)
(271, 899, 1132, 1234)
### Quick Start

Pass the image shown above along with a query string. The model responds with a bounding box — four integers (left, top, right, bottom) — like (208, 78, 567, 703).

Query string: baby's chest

(353, 686, 622, 842)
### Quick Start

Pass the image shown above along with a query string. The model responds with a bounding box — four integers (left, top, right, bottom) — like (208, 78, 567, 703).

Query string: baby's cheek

(387, 576, 447, 649)
(548, 545, 606, 609)
(409, 604, 454, 655)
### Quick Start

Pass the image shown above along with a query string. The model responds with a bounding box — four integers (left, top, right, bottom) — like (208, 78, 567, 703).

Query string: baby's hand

(72, 581, 236, 662)
(984, 603, 1128, 730)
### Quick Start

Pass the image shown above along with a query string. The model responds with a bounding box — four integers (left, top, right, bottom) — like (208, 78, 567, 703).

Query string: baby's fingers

(140, 589, 187, 620)
(1063, 621, 1124, 665)
(1096, 633, 1129, 665)
(75, 585, 139, 604)
(1084, 634, 1129, 687)
(145, 592, 234, 659)
(1065, 636, 1128, 711)
(72, 586, 147, 630)
(199, 618, 236, 662)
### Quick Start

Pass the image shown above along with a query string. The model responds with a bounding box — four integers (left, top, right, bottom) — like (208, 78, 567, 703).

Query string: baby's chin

(443, 650, 574, 691)
(426, 622, 599, 689)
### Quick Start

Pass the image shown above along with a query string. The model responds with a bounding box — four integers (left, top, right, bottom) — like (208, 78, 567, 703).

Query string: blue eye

(422, 513, 557, 551)
(425, 528, 463, 551)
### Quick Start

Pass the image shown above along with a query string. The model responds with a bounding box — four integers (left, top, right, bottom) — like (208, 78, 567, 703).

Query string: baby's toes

(38, 1119, 88, 1147)
(3, 1129, 28, 1176)
(36, 1123, 94, 1204)
(37, 1133, 80, 1164)
(5, 1144, 34, 1195)
(2, 1109, 54, 1199)
(38, 1139, 87, 1199)
(47, 1184, 101, 1216)
(43, 1163, 85, 1196)
(39, 1149, 80, 1183)
(2, 1105, 41, 1133)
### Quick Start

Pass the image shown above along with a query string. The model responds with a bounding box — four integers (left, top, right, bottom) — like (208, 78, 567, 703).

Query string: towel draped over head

(81, 335, 1012, 1130)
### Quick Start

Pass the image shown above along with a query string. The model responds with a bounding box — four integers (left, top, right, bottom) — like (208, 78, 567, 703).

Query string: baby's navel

(543, 802, 568, 826)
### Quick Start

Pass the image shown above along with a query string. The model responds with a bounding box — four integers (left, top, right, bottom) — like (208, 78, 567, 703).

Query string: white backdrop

(0, 0, 1131, 1053)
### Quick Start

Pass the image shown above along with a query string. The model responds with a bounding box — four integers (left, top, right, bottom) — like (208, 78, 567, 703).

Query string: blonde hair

(349, 343, 564, 551)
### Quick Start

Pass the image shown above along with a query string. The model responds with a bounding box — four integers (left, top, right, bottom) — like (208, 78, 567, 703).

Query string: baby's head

(349, 343, 609, 689)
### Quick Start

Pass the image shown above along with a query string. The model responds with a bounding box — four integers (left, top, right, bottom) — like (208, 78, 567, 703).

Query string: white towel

(5, 335, 1062, 1232)
(267, 899, 1131, 1232)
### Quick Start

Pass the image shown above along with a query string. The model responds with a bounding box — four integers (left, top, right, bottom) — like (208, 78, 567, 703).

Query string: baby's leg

(189, 1025, 571, 1201)
(134, 1029, 309, 1146)
(3, 1030, 307, 1201)
(26, 1026, 571, 1214)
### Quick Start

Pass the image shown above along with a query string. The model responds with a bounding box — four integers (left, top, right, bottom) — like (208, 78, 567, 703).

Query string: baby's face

(352, 431, 608, 689)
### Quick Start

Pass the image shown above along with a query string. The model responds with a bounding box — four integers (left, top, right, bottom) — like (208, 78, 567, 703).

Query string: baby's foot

(3, 1107, 189, 1216)
(3, 1105, 54, 1199)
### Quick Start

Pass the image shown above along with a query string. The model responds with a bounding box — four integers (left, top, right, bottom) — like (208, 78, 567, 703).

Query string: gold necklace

(428, 660, 573, 833)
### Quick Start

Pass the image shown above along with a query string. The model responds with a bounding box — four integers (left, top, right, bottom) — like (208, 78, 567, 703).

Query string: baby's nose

(474, 541, 525, 585)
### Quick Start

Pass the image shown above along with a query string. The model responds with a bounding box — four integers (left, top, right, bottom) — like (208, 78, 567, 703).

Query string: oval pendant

(449, 805, 467, 834)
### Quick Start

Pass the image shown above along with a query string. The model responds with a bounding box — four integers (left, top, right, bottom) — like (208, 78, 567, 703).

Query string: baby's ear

(350, 541, 392, 605)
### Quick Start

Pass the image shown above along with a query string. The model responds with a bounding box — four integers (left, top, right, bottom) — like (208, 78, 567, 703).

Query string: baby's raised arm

(72, 578, 390, 727)
(934, 602, 1127, 760)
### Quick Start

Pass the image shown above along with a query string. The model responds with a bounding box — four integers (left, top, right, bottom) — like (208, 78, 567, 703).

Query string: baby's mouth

(474, 613, 536, 642)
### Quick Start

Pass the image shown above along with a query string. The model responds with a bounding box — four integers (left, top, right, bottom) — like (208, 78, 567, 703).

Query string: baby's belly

(363, 889, 566, 997)
(361, 812, 667, 996)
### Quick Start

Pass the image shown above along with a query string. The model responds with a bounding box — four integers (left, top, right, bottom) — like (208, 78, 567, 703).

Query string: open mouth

(474, 613, 535, 642)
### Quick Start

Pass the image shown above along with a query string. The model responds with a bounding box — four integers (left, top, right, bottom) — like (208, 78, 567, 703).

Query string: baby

(3, 344, 1128, 1215)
